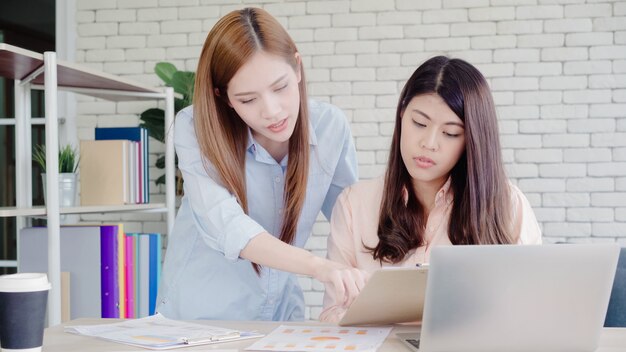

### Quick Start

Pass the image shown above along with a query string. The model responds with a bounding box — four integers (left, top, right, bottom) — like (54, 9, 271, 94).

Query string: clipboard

(64, 313, 264, 350)
(180, 331, 241, 345)
(338, 266, 428, 326)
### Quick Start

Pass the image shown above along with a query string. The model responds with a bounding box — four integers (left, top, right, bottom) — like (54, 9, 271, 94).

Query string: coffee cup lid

(0, 273, 51, 292)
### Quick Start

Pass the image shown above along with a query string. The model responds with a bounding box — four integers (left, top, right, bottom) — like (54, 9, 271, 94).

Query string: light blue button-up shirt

(156, 100, 358, 321)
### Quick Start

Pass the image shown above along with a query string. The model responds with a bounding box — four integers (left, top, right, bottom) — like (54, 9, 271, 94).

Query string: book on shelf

(137, 233, 151, 317)
(18, 225, 162, 319)
(124, 234, 135, 319)
(132, 234, 140, 318)
(116, 224, 126, 319)
(80, 140, 131, 206)
(129, 232, 162, 317)
(95, 127, 150, 204)
(61, 272, 71, 323)
(149, 233, 162, 315)
(100, 225, 120, 318)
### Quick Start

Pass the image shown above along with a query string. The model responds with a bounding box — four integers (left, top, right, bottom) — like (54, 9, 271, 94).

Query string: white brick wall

(74, 0, 626, 320)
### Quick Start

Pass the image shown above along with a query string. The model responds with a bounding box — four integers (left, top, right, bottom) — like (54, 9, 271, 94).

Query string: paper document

(245, 325, 392, 352)
(64, 313, 263, 350)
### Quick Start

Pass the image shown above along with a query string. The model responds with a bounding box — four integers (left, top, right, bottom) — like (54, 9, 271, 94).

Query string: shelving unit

(0, 43, 175, 326)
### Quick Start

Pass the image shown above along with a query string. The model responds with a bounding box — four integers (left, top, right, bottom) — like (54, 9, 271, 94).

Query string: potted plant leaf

(33, 144, 80, 207)
(140, 62, 194, 195)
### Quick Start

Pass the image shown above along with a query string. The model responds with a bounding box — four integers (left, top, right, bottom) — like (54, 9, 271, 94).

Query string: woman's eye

(444, 132, 461, 137)
(240, 98, 255, 104)
(275, 84, 288, 92)
(413, 120, 426, 128)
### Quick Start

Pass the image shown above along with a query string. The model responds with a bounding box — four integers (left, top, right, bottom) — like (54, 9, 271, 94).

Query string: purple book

(100, 225, 119, 318)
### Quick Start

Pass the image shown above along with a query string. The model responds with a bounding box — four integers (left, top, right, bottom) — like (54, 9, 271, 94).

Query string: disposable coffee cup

(0, 273, 51, 352)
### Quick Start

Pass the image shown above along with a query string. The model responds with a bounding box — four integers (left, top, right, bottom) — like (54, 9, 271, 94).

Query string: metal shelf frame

(0, 43, 176, 326)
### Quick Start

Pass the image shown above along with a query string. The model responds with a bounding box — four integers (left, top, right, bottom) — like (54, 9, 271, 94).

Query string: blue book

(95, 126, 143, 142)
(95, 127, 149, 203)
(148, 233, 162, 315)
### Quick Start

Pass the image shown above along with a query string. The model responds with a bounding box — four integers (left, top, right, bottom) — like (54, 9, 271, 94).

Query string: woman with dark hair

(157, 7, 367, 321)
(320, 56, 542, 323)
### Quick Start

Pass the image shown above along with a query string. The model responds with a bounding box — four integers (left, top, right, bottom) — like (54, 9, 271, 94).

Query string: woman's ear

(294, 52, 302, 83)
(214, 87, 233, 108)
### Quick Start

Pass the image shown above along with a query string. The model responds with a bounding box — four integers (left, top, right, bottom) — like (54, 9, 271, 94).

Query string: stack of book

(18, 225, 162, 320)
(80, 127, 150, 206)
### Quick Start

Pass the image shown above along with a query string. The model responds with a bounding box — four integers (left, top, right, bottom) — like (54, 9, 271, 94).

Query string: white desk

(43, 319, 626, 351)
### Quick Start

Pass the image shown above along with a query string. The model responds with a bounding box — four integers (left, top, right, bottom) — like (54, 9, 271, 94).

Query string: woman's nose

(421, 129, 439, 151)
(261, 94, 281, 119)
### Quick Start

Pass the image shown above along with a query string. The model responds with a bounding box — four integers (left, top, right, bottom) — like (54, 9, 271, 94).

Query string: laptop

(338, 266, 428, 326)
(397, 244, 620, 352)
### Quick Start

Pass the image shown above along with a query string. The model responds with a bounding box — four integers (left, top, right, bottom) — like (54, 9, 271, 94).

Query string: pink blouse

(320, 176, 542, 323)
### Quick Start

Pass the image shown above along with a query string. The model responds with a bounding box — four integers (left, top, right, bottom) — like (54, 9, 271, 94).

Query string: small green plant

(33, 144, 80, 173)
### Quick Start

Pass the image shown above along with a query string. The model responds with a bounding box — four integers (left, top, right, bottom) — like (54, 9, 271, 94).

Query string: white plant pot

(41, 173, 78, 207)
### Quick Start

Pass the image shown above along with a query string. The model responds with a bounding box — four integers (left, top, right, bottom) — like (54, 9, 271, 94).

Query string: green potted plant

(33, 144, 80, 207)
(140, 62, 194, 195)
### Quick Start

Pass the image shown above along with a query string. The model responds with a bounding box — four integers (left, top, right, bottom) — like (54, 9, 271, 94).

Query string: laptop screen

(414, 244, 619, 352)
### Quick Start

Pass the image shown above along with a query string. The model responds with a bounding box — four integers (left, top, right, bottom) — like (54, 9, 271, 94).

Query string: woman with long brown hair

(157, 7, 367, 320)
(320, 56, 542, 323)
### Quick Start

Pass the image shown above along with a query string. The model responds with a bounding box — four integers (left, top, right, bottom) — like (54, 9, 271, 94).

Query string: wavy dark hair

(369, 56, 515, 264)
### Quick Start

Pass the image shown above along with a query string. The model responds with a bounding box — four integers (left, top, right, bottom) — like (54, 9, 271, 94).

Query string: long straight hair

(371, 56, 515, 264)
(193, 8, 310, 273)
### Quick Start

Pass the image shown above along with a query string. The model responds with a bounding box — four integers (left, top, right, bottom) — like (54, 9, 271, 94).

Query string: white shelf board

(0, 203, 167, 217)
(0, 43, 166, 101)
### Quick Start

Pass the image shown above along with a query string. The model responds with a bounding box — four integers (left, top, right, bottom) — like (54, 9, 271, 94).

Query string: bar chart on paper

(245, 325, 392, 352)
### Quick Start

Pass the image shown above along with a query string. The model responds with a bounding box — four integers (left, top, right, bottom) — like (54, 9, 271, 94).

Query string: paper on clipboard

(64, 313, 263, 350)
